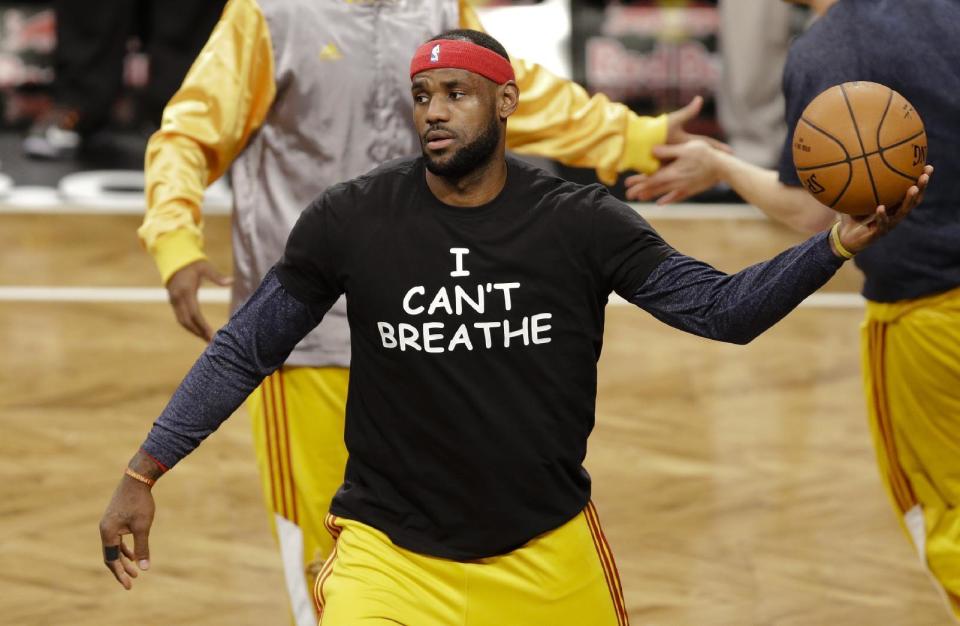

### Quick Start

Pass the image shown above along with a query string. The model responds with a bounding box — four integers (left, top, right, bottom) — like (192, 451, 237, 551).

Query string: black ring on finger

(103, 545, 121, 561)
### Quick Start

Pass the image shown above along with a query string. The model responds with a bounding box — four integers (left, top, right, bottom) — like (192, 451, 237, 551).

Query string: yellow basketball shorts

(248, 366, 350, 626)
(312, 502, 629, 626)
(862, 287, 960, 619)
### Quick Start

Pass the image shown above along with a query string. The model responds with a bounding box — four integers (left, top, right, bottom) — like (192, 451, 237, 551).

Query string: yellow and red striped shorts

(248, 366, 350, 625)
(862, 287, 960, 618)
(314, 502, 629, 626)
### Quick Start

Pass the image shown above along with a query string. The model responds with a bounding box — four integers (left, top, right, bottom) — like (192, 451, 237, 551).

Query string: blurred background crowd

(0, 0, 809, 198)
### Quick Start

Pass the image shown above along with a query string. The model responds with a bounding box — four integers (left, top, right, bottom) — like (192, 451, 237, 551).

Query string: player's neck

(425, 155, 508, 208)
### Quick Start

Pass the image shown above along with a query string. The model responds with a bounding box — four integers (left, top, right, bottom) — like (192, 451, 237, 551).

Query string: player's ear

(497, 81, 519, 120)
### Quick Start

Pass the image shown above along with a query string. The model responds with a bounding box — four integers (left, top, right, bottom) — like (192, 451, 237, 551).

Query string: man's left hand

(837, 165, 933, 254)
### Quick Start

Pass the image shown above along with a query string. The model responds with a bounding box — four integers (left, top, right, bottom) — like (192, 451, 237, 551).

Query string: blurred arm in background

(137, 0, 273, 339)
(462, 0, 727, 185)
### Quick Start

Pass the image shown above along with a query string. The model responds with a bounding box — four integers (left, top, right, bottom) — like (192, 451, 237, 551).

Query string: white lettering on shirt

(450, 248, 470, 277)
(423, 322, 445, 354)
(398, 323, 421, 352)
(503, 316, 529, 347)
(531, 313, 553, 345)
(473, 321, 500, 349)
(377, 248, 553, 353)
(403, 286, 425, 315)
(378, 322, 397, 348)
(493, 282, 520, 311)
(454, 284, 484, 315)
(448, 323, 474, 352)
(428, 287, 453, 316)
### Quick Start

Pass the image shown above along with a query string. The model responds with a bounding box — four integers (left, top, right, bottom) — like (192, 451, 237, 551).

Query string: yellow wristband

(830, 222, 855, 260)
(125, 467, 156, 487)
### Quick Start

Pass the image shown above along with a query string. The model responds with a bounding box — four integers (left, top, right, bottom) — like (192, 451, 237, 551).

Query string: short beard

(423, 116, 501, 180)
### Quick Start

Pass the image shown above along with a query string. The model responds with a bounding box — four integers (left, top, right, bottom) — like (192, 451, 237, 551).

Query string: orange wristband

(125, 467, 156, 487)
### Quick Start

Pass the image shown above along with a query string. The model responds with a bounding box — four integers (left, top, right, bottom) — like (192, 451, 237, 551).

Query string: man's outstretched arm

(98, 269, 332, 589)
(631, 231, 842, 345)
(631, 169, 931, 344)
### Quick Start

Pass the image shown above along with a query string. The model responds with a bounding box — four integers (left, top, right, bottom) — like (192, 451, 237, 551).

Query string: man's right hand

(99, 474, 156, 590)
(166, 260, 232, 342)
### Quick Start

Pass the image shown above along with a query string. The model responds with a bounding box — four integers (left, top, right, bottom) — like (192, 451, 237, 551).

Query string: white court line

(0, 198, 757, 220)
(608, 292, 864, 308)
(0, 200, 231, 216)
(0, 286, 864, 308)
(633, 203, 766, 220)
(0, 171, 232, 214)
(0, 287, 230, 303)
(0, 169, 761, 218)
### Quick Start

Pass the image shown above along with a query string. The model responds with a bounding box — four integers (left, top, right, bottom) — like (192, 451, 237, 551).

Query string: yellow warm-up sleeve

(138, 0, 276, 284)
(458, 0, 667, 185)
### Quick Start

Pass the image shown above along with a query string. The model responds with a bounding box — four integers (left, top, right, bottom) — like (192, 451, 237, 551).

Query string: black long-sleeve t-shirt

(143, 156, 844, 559)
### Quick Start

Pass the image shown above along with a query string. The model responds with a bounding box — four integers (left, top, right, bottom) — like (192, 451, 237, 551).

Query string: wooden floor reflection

(0, 211, 951, 625)
(0, 303, 949, 625)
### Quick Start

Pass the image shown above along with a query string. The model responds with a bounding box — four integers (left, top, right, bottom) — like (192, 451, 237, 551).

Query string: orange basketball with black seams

(792, 81, 927, 216)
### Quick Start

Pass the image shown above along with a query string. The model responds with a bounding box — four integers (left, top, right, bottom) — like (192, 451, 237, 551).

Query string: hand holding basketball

(835, 165, 932, 256)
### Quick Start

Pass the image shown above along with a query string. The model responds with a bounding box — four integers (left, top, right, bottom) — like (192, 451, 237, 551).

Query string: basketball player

(137, 1, 724, 622)
(625, 0, 960, 617)
(101, 29, 928, 624)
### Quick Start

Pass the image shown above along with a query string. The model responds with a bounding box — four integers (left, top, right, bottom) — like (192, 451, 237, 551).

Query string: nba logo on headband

(410, 39, 516, 84)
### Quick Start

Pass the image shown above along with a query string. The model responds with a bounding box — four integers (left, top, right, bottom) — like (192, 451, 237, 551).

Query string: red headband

(409, 39, 515, 84)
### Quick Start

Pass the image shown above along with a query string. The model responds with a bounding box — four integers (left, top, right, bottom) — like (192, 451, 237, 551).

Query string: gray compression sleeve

(630, 231, 845, 345)
(141, 268, 329, 469)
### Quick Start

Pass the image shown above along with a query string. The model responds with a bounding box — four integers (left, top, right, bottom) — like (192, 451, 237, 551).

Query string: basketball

(792, 81, 927, 215)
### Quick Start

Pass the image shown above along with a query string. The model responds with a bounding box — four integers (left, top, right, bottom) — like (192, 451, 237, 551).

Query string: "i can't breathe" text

(377, 248, 553, 353)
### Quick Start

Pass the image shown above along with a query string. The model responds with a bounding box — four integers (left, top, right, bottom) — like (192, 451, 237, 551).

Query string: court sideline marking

(0, 286, 864, 308)
(0, 199, 764, 220)
(1, 197, 850, 307)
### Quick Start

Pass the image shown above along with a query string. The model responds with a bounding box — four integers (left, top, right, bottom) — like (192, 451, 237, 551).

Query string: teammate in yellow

(626, 0, 960, 618)
(102, 29, 927, 624)
(137, 1, 721, 622)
